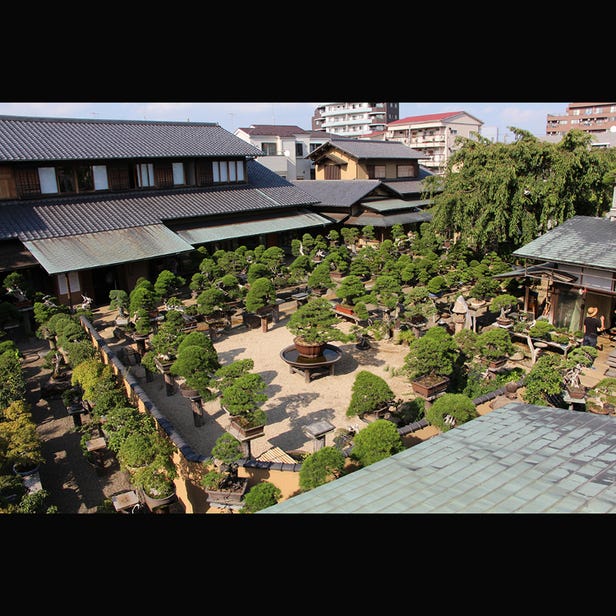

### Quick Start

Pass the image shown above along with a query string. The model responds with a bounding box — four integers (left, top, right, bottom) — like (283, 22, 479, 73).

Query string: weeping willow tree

(423, 128, 616, 255)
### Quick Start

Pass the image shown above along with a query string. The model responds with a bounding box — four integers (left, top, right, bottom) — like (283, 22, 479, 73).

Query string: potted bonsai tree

(489, 293, 519, 327)
(307, 262, 335, 296)
(109, 289, 130, 326)
(476, 327, 515, 369)
(219, 371, 268, 447)
(403, 325, 458, 398)
(0, 399, 44, 477)
(200, 432, 249, 506)
(286, 296, 348, 358)
(346, 370, 396, 419)
(243, 277, 277, 332)
(334, 274, 366, 315)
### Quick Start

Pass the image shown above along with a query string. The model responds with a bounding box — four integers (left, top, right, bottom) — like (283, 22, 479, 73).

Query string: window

(397, 164, 416, 178)
(92, 165, 109, 190)
(172, 162, 185, 185)
(137, 163, 155, 187)
(367, 165, 386, 179)
(296, 143, 304, 157)
(56, 165, 76, 192)
(38, 167, 58, 194)
(212, 160, 244, 184)
(261, 142, 277, 155)
(196, 160, 213, 186)
(15, 168, 41, 196)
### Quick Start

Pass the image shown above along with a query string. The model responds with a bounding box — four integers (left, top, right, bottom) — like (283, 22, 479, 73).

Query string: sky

(0, 101, 573, 142)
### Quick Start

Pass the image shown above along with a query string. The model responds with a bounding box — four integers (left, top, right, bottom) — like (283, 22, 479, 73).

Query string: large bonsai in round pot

(286, 296, 347, 357)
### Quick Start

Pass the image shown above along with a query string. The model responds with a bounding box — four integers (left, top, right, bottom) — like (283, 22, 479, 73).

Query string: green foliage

(17, 489, 56, 514)
(350, 419, 404, 467)
(103, 406, 156, 454)
(298, 446, 346, 491)
(454, 328, 479, 359)
(214, 359, 255, 392)
(118, 430, 175, 471)
(286, 297, 344, 344)
(71, 359, 114, 402)
(246, 262, 271, 284)
(169, 344, 221, 399)
(403, 326, 458, 380)
(211, 432, 244, 466)
(128, 284, 158, 315)
(0, 399, 44, 470)
(489, 293, 519, 314)
(346, 370, 394, 417)
(108, 289, 129, 315)
(0, 349, 26, 409)
(307, 262, 334, 291)
(335, 275, 366, 306)
(154, 269, 186, 301)
(131, 462, 177, 499)
(476, 327, 515, 360)
(196, 287, 227, 316)
(244, 277, 276, 313)
(427, 128, 616, 254)
(426, 393, 477, 432)
(528, 319, 553, 339)
(241, 482, 282, 513)
(220, 372, 267, 423)
(426, 275, 447, 295)
(522, 354, 565, 405)
(63, 339, 97, 368)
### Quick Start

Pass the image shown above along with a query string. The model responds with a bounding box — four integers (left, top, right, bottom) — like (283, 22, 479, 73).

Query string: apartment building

(546, 103, 616, 137)
(311, 103, 399, 137)
(383, 111, 483, 174)
(234, 125, 331, 180)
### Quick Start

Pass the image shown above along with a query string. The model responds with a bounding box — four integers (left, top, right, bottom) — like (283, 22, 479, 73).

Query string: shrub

(346, 370, 394, 417)
(403, 326, 458, 380)
(522, 354, 565, 406)
(426, 393, 477, 432)
(299, 446, 346, 491)
(241, 482, 282, 513)
(350, 419, 404, 467)
(286, 296, 345, 344)
(244, 277, 276, 313)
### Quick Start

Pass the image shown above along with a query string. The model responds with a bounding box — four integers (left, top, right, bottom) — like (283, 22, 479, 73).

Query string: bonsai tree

(298, 446, 346, 492)
(118, 430, 175, 472)
(307, 262, 334, 294)
(0, 347, 26, 410)
(425, 393, 478, 432)
(214, 358, 255, 393)
(149, 310, 187, 361)
(476, 327, 515, 361)
(528, 319, 554, 340)
(489, 293, 519, 317)
(128, 279, 158, 316)
(244, 277, 276, 314)
(154, 269, 186, 303)
(335, 275, 366, 307)
(403, 325, 459, 381)
(349, 419, 404, 467)
(201, 432, 246, 491)
(169, 341, 221, 400)
(103, 406, 157, 454)
(196, 286, 227, 318)
(0, 399, 44, 473)
(286, 296, 347, 345)
(2, 271, 31, 302)
(219, 372, 268, 429)
(108, 289, 129, 318)
(346, 370, 395, 418)
(241, 481, 282, 513)
(522, 354, 565, 406)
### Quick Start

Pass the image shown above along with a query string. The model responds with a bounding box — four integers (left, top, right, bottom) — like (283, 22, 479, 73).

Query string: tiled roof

(310, 138, 426, 161)
(0, 160, 319, 241)
(513, 216, 616, 271)
(382, 167, 435, 196)
(291, 179, 383, 207)
(0, 115, 264, 161)
(238, 125, 309, 137)
(261, 403, 616, 513)
(388, 111, 468, 126)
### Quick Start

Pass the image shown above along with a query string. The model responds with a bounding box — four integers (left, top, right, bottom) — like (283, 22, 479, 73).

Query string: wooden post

(190, 397, 205, 427)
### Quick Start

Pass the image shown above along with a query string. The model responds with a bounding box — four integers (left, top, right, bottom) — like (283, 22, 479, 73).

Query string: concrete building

(311, 103, 399, 137)
(234, 125, 332, 180)
(546, 103, 616, 137)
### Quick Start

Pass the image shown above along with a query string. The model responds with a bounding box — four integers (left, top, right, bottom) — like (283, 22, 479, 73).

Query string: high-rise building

(546, 103, 616, 137)
(312, 103, 399, 137)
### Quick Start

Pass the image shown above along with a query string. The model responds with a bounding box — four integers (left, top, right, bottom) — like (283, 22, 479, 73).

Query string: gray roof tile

(0, 115, 264, 161)
(0, 160, 318, 241)
(311, 138, 427, 161)
(513, 215, 616, 270)
(261, 403, 616, 514)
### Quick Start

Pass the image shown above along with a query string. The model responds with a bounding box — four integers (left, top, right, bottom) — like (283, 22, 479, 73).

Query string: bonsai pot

(294, 336, 327, 358)
(228, 418, 266, 441)
(488, 357, 508, 370)
(205, 478, 248, 506)
(334, 304, 355, 316)
(566, 386, 587, 399)
(411, 374, 450, 398)
(142, 489, 177, 511)
(13, 462, 40, 477)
